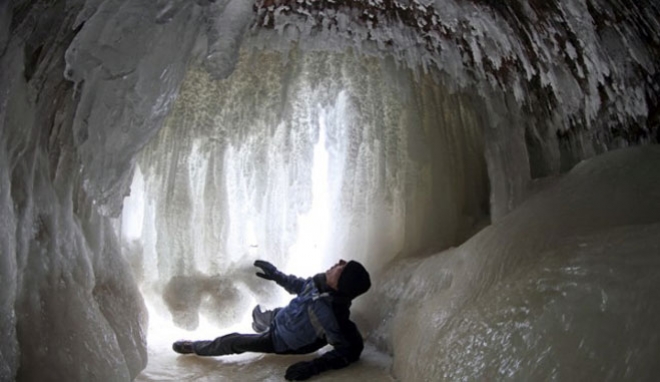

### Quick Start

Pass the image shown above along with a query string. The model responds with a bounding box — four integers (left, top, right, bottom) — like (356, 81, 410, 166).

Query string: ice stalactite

(248, 0, 660, 218)
(1, 0, 659, 381)
(130, 48, 489, 330)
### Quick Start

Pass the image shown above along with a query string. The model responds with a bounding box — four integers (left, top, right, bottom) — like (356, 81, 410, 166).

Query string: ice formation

(1, 0, 659, 381)
(372, 146, 660, 380)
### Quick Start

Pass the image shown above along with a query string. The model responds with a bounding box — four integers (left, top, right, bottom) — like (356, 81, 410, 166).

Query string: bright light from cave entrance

(120, 91, 347, 374)
(284, 110, 331, 279)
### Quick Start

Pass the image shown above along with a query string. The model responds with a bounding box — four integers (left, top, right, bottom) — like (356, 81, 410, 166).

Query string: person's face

(325, 259, 347, 290)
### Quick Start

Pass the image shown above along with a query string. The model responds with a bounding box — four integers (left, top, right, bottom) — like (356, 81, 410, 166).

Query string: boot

(172, 340, 194, 354)
(251, 305, 279, 333)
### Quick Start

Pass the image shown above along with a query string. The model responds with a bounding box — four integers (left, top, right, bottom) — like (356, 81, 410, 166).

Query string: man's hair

(337, 260, 371, 299)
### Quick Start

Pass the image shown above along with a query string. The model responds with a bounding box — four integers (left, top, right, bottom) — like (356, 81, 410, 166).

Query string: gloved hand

(254, 260, 278, 281)
(285, 360, 319, 381)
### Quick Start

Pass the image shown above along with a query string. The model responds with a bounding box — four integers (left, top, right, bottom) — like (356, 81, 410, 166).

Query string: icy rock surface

(369, 146, 660, 380)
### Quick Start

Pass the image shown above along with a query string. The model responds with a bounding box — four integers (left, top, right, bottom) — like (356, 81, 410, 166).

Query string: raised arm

(284, 306, 364, 381)
(254, 260, 307, 295)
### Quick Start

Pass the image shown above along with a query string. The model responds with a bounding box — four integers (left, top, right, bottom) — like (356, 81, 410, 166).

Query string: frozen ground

(136, 342, 393, 382)
(135, 301, 393, 381)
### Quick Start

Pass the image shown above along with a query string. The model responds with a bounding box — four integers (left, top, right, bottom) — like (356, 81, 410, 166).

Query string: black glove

(285, 361, 319, 381)
(254, 260, 278, 281)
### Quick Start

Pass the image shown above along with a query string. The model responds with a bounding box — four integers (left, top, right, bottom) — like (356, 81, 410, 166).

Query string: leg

(192, 331, 276, 356)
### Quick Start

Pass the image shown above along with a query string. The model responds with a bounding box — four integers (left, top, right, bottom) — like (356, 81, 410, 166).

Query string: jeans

(193, 332, 276, 356)
(192, 330, 327, 356)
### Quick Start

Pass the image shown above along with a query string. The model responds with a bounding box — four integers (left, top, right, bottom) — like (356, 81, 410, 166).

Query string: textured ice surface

(0, 4, 17, 379)
(369, 146, 660, 380)
(202, 0, 255, 79)
(246, 0, 660, 218)
(0, 127, 18, 381)
(128, 49, 489, 330)
(1, 2, 162, 380)
(1, 0, 659, 381)
(137, 344, 394, 382)
(64, 0, 204, 216)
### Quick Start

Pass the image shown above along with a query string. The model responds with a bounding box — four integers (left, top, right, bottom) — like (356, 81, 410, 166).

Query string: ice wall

(369, 146, 660, 380)
(0, 1, 209, 380)
(128, 49, 489, 329)
(0, 108, 18, 381)
(249, 0, 660, 218)
(1, 0, 659, 381)
(64, 0, 205, 216)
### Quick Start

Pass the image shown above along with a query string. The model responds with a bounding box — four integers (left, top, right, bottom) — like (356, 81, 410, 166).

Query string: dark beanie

(337, 260, 371, 299)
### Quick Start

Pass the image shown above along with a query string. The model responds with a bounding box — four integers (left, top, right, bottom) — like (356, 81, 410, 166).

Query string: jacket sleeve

(285, 303, 364, 380)
(271, 270, 309, 295)
(309, 303, 364, 371)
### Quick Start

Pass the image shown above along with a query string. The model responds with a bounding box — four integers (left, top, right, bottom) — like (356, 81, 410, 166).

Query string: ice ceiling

(1, 0, 659, 381)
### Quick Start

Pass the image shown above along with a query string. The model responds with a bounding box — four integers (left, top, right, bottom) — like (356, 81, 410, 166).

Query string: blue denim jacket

(271, 274, 348, 352)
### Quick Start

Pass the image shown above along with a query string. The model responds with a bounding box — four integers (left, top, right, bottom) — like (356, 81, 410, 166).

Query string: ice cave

(1, 0, 660, 381)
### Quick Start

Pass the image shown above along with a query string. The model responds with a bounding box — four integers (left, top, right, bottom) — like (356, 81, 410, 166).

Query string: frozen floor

(135, 301, 394, 382)
(136, 341, 394, 382)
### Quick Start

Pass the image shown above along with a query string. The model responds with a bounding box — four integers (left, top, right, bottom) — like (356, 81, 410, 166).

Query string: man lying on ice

(173, 259, 372, 381)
